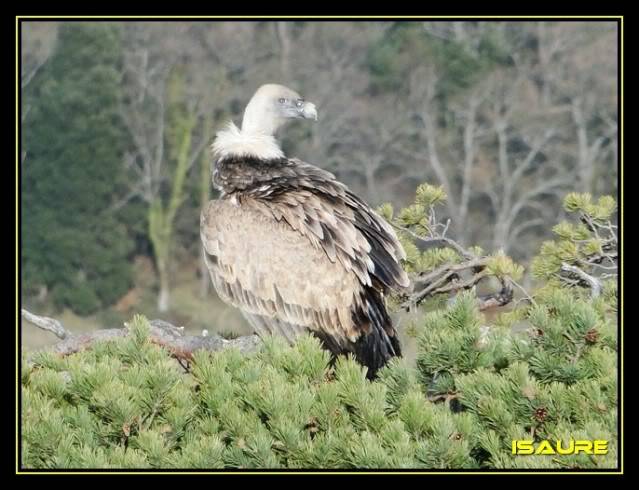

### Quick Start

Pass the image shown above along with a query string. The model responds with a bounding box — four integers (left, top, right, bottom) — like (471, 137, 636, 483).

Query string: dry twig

(395, 222, 521, 311)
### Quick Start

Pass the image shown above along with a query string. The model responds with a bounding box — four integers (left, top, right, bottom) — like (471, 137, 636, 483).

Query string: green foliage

(415, 183, 448, 208)
(22, 23, 135, 314)
(531, 194, 617, 307)
(388, 185, 526, 297)
(563, 193, 617, 220)
(367, 22, 511, 97)
(22, 282, 617, 469)
(21, 186, 618, 469)
(486, 252, 524, 282)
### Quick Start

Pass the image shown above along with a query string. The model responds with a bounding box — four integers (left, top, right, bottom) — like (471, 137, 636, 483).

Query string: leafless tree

(113, 20, 620, 284)
(118, 23, 215, 312)
(534, 22, 618, 194)
(390, 22, 616, 257)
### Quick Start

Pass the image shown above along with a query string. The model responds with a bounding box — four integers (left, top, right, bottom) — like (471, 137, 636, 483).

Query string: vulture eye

(278, 98, 286, 104)
(296, 99, 304, 108)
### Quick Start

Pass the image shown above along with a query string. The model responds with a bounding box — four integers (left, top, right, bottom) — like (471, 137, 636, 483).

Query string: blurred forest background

(20, 20, 618, 349)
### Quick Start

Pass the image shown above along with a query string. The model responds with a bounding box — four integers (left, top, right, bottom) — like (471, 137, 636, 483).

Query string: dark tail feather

(353, 289, 402, 379)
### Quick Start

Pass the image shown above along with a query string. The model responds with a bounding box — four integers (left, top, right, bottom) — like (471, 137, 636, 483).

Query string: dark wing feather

(256, 158, 410, 293)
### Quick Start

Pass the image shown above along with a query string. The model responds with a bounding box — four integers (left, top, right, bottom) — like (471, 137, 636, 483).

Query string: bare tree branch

(458, 93, 481, 228)
(560, 263, 602, 298)
(402, 259, 488, 309)
(22, 309, 261, 361)
(21, 309, 69, 340)
(392, 223, 474, 260)
(400, 256, 517, 312)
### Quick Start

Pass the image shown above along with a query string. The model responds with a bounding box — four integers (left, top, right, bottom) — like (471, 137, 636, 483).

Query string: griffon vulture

(200, 84, 409, 378)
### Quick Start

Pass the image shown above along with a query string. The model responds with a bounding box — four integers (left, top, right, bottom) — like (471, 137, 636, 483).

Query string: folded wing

(201, 197, 362, 349)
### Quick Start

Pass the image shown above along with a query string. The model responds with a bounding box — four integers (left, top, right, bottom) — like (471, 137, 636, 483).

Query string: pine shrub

(21, 193, 618, 469)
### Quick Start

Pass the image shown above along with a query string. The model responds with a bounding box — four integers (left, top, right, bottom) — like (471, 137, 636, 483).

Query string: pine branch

(396, 213, 521, 311)
(560, 263, 602, 298)
(401, 259, 514, 312)
(393, 222, 474, 260)
(21, 309, 261, 360)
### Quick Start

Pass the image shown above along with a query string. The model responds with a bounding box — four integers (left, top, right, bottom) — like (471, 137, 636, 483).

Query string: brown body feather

(201, 155, 409, 377)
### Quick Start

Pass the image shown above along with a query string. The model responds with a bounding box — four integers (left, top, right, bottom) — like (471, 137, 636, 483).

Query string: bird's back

(201, 155, 409, 377)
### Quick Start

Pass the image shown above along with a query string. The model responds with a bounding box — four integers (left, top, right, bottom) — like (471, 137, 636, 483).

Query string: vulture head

(241, 84, 318, 136)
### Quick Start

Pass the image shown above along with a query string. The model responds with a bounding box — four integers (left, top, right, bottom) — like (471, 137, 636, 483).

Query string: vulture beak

(301, 102, 318, 121)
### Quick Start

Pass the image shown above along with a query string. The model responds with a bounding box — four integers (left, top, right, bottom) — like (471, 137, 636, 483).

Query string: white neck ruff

(212, 122, 285, 160)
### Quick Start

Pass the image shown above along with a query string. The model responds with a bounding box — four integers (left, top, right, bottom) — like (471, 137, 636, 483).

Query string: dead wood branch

(21, 309, 70, 340)
(401, 257, 515, 312)
(560, 263, 602, 299)
(21, 309, 261, 361)
(397, 222, 521, 312)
